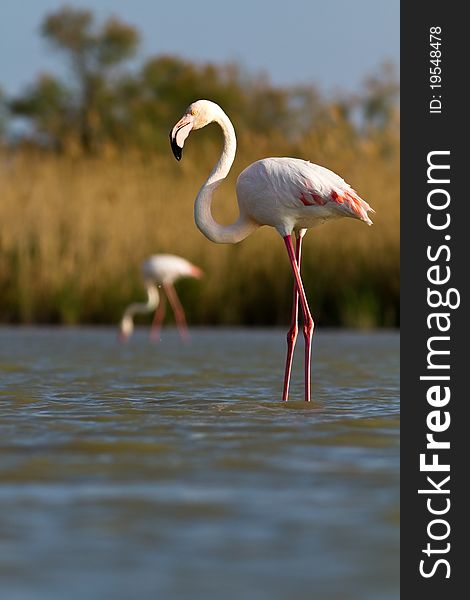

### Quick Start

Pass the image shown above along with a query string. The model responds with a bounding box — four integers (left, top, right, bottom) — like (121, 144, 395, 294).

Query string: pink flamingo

(170, 100, 374, 401)
(119, 254, 203, 341)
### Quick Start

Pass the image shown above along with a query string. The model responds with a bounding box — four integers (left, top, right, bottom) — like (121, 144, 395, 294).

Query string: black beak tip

(170, 134, 183, 161)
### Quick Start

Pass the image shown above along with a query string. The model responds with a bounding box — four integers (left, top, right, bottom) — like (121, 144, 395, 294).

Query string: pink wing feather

(237, 157, 374, 229)
(293, 160, 374, 225)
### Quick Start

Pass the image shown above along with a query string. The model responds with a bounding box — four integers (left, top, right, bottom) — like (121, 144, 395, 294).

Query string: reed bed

(0, 124, 399, 327)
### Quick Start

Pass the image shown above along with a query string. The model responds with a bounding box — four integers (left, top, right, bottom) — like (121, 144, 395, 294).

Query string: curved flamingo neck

(121, 283, 159, 334)
(126, 283, 159, 317)
(194, 110, 258, 244)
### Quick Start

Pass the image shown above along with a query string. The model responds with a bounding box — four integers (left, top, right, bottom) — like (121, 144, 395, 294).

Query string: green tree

(361, 62, 399, 130)
(9, 75, 70, 150)
(11, 6, 139, 151)
(123, 55, 324, 151)
(0, 86, 7, 141)
(6, 6, 397, 157)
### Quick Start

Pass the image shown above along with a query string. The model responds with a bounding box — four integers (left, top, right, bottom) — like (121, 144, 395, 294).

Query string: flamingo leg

(282, 231, 305, 401)
(283, 234, 314, 402)
(149, 289, 166, 341)
(163, 282, 190, 342)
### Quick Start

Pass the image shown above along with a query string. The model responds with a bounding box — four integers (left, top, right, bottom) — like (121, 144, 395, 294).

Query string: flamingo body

(170, 100, 374, 401)
(120, 254, 202, 341)
(236, 157, 373, 236)
(142, 254, 202, 284)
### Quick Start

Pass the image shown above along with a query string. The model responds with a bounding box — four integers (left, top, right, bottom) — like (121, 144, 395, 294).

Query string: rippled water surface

(0, 327, 399, 600)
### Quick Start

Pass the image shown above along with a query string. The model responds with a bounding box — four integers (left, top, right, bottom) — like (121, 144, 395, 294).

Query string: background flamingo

(119, 254, 203, 341)
(170, 100, 374, 402)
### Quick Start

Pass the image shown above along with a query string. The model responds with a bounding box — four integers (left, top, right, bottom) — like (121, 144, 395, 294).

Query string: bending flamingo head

(189, 264, 204, 279)
(119, 315, 134, 341)
(170, 100, 221, 160)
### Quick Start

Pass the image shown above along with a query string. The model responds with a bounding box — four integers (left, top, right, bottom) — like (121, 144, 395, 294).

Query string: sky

(0, 0, 399, 97)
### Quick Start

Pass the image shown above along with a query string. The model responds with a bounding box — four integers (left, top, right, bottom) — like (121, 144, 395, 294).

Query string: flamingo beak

(190, 266, 204, 279)
(170, 115, 194, 161)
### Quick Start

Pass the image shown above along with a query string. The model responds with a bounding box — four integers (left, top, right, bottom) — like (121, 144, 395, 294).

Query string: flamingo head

(119, 315, 134, 342)
(170, 100, 221, 160)
(189, 264, 204, 279)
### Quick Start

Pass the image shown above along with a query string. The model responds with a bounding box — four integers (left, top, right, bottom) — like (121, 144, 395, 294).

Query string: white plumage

(170, 99, 374, 401)
(237, 157, 374, 235)
(142, 254, 202, 283)
(119, 254, 202, 341)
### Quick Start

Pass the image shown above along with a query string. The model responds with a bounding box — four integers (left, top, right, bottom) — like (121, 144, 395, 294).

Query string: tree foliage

(11, 6, 138, 151)
(7, 7, 398, 154)
(0, 86, 7, 140)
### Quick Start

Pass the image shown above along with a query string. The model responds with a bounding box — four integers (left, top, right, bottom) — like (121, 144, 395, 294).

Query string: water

(0, 327, 399, 600)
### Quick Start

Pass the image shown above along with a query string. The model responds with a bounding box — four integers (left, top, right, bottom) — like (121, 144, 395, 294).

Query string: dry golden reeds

(0, 123, 399, 327)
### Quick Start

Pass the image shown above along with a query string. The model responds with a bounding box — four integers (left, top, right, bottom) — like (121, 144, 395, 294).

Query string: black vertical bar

(401, 2, 467, 598)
